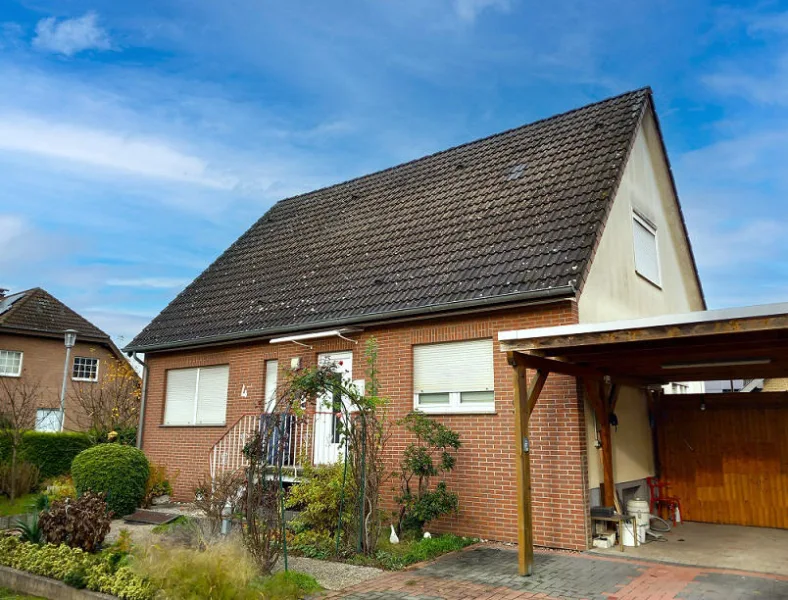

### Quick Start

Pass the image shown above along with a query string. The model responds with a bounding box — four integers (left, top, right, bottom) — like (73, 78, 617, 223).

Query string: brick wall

(141, 300, 591, 550)
(0, 333, 118, 431)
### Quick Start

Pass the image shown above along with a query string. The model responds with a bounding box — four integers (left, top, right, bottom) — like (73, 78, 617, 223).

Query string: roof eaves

(124, 284, 577, 353)
(642, 93, 707, 309)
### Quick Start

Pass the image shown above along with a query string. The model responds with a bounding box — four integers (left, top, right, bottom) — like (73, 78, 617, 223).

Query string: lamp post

(59, 329, 77, 432)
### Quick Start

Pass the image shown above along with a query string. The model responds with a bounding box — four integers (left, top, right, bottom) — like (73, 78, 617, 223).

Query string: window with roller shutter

(632, 212, 661, 286)
(164, 365, 229, 426)
(413, 338, 495, 414)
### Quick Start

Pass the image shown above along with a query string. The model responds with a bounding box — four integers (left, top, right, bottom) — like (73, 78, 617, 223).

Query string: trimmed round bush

(72, 444, 149, 516)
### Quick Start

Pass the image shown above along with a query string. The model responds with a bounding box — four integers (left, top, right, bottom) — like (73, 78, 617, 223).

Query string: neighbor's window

(72, 356, 99, 381)
(35, 409, 60, 432)
(164, 365, 229, 426)
(632, 213, 660, 286)
(0, 350, 23, 377)
(413, 339, 495, 414)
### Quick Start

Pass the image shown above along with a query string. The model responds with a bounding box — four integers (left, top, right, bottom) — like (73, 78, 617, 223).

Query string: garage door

(657, 395, 788, 529)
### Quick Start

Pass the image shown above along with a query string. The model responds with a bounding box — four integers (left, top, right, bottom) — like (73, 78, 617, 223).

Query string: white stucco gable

(578, 108, 704, 324)
(577, 105, 705, 494)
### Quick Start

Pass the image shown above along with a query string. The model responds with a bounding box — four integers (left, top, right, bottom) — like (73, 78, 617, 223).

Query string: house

(0, 288, 133, 432)
(126, 87, 705, 550)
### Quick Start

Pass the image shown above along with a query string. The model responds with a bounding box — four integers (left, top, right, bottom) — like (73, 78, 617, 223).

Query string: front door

(313, 351, 352, 465)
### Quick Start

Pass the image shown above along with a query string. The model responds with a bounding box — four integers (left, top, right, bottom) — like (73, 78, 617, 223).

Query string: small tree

(70, 357, 140, 440)
(396, 412, 461, 535)
(0, 374, 40, 500)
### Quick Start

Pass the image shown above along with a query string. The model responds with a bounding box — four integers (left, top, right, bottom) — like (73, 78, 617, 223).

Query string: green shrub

(396, 412, 461, 535)
(90, 427, 137, 446)
(0, 432, 93, 480)
(290, 529, 334, 560)
(253, 570, 321, 599)
(374, 534, 477, 570)
(0, 537, 153, 600)
(285, 461, 354, 537)
(72, 445, 149, 516)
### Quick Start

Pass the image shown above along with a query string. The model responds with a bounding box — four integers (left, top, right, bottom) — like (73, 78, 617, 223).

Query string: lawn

(0, 587, 44, 599)
(0, 494, 38, 517)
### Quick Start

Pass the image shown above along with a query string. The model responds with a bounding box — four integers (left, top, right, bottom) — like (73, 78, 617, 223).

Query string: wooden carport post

(508, 351, 549, 577)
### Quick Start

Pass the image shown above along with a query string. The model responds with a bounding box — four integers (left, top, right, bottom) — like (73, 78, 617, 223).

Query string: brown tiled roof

(128, 88, 652, 351)
(0, 288, 109, 341)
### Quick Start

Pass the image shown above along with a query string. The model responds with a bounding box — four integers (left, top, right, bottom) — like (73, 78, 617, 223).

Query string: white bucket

(627, 498, 650, 543)
(621, 520, 637, 547)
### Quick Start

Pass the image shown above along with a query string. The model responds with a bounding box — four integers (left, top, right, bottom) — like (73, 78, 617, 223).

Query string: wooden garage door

(657, 395, 788, 528)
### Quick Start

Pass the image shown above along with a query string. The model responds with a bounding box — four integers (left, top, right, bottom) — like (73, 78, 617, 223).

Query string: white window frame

(35, 409, 61, 432)
(0, 350, 23, 377)
(632, 212, 661, 287)
(72, 356, 99, 382)
(164, 365, 229, 426)
(413, 339, 495, 415)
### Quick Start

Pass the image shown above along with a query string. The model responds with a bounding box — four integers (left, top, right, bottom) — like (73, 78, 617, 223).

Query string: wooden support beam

(585, 378, 615, 508)
(509, 352, 536, 576)
(527, 369, 549, 415)
(508, 351, 651, 388)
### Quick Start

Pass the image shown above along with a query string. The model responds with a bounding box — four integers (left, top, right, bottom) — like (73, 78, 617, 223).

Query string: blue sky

(1, 0, 787, 345)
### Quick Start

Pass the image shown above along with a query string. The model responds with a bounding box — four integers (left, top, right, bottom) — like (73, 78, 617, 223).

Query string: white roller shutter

(164, 368, 199, 425)
(265, 360, 278, 413)
(633, 215, 660, 285)
(414, 339, 494, 394)
(196, 365, 229, 425)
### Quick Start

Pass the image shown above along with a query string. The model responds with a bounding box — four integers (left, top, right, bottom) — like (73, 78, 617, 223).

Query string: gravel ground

(275, 557, 385, 591)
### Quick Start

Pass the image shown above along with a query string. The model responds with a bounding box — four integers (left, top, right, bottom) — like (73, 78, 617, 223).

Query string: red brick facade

(141, 300, 591, 550)
(0, 333, 119, 431)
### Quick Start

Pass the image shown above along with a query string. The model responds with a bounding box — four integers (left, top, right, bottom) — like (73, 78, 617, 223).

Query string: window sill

(159, 423, 227, 428)
(414, 406, 496, 416)
(72, 378, 98, 383)
(0, 374, 21, 378)
(635, 271, 662, 290)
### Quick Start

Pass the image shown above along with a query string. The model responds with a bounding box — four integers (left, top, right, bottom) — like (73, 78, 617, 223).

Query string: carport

(499, 302, 788, 576)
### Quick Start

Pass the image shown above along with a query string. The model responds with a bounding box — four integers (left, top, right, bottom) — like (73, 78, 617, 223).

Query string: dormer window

(632, 212, 660, 287)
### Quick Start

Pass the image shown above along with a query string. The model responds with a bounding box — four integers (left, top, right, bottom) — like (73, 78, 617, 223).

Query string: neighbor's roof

(0, 288, 110, 342)
(129, 88, 662, 352)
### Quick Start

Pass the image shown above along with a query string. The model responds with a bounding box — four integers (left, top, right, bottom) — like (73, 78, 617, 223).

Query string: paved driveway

(328, 546, 788, 600)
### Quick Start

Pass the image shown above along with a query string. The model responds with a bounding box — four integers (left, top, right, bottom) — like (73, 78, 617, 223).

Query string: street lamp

(59, 329, 77, 432)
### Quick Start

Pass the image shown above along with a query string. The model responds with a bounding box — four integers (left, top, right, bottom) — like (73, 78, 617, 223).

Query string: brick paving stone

(330, 547, 788, 600)
(676, 572, 788, 600)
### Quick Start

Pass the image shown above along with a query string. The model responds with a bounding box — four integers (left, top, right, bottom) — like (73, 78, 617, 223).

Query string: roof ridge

(275, 87, 652, 209)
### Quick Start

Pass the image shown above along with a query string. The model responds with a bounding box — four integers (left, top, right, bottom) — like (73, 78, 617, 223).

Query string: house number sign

(522, 436, 530, 453)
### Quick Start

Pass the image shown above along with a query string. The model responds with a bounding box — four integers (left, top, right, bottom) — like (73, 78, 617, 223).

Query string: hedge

(0, 431, 92, 480)
(72, 444, 149, 516)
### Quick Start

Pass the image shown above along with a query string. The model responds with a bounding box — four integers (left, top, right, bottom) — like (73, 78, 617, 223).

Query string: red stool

(647, 476, 682, 526)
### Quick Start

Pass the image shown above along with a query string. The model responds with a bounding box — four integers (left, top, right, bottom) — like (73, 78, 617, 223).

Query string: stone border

(0, 564, 116, 599)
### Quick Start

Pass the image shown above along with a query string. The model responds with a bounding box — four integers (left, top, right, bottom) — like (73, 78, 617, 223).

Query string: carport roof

(499, 302, 788, 384)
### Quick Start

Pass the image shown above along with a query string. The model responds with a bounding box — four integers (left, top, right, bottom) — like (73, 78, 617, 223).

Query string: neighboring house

(126, 88, 705, 550)
(0, 288, 131, 432)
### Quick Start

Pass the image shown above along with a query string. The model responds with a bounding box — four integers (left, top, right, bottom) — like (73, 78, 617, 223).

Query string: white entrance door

(313, 351, 352, 465)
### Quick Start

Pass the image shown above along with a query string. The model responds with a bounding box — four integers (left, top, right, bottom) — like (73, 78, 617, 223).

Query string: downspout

(131, 353, 148, 450)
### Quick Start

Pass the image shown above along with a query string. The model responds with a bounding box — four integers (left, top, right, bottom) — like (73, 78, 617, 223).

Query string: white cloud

(0, 114, 238, 189)
(32, 12, 111, 56)
(453, 0, 510, 22)
(106, 277, 190, 289)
